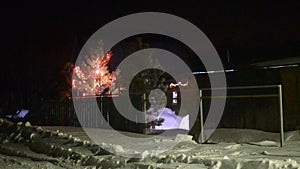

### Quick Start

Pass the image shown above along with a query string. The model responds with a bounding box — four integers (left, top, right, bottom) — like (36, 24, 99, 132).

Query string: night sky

(1, 1, 300, 111)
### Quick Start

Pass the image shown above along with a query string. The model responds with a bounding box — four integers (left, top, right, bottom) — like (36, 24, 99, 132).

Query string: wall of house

(226, 69, 282, 132)
(280, 66, 300, 131)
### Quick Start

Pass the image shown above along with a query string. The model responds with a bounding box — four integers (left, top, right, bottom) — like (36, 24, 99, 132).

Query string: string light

(169, 81, 189, 88)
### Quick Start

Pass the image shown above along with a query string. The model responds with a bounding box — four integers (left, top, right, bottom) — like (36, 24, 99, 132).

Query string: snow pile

(153, 108, 190, 130)
(1, 119, 300, 168)
(0, 119, 130, 168)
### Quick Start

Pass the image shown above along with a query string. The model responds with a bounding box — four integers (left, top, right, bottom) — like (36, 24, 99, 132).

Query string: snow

(149, 108, 190, 130)
(1, 118, 300, 168)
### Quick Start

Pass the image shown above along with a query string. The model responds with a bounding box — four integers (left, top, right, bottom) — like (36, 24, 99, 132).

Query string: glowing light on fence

(169, 81, 189, 88)
(192, 69, 236, 75)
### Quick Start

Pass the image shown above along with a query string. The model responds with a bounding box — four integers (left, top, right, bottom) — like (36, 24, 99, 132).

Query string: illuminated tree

(72, 42, 120, 97)
(59, 62, 74, 98)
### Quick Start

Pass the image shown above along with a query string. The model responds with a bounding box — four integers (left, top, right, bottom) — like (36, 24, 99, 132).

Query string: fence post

(199, 89, 204, 143)
(279, 85, 284, 147)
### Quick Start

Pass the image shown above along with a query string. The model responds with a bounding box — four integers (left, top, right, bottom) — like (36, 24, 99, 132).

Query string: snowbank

(1, 119, 300, 168)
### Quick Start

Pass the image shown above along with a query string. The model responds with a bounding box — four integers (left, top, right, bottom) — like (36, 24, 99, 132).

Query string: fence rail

(199, 84, 284, 147)
(41, 85, 285, 147)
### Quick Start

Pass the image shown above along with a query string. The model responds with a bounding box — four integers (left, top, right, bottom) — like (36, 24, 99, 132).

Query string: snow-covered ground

(1, 118, 300, 169)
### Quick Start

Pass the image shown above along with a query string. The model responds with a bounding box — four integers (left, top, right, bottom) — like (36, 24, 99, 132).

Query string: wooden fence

(41, 95, 146, 133)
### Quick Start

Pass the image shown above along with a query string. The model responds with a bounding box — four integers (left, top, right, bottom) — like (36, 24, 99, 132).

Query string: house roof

(253, 56, 300, 68)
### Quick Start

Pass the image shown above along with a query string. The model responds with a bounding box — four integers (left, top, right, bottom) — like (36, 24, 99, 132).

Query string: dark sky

(2, 1, 300, 65)
(2, 1, 300, 62)
(1, 1, 300, 100)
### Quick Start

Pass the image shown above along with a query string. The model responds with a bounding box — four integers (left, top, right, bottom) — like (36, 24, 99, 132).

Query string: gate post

(279, 85, 284, 147)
